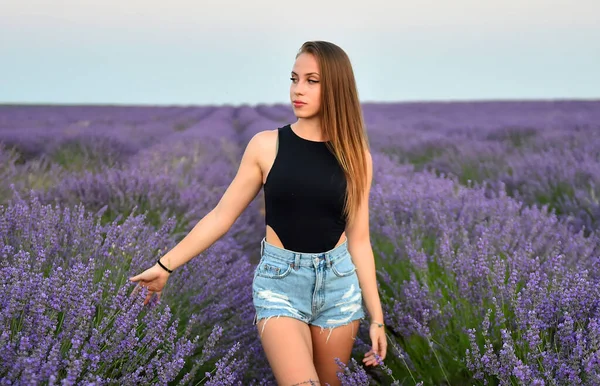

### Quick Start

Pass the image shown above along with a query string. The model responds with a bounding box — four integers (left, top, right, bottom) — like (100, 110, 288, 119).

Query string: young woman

(129, 40, 387, 386)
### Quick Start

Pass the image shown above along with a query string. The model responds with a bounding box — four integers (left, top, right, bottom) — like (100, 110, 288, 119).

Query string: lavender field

(1, 100, 600, 385)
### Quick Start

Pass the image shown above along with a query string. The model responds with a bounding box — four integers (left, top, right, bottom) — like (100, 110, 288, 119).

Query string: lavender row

(3, 102, 597, 230)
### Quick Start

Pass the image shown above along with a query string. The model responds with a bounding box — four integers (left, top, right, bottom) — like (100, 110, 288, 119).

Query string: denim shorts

(252, 237, 366, 343)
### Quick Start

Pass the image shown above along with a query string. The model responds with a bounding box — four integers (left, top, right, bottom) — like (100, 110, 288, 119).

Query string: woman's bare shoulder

(248, 129, 279, 152)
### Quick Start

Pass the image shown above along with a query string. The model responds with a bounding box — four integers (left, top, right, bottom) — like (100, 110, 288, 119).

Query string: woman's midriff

(265, 225, 347, 251)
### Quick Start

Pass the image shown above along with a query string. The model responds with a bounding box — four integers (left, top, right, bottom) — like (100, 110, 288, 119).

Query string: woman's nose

(294, 81, 307, 94)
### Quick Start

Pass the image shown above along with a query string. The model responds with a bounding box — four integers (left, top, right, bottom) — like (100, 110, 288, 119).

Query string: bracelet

(371, 321, 384, 328)
(157, 259, 173, 273)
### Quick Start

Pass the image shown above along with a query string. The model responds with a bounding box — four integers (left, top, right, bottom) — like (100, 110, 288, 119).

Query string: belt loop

(294, 253, 300, 270)
(260, 237, 265, 256)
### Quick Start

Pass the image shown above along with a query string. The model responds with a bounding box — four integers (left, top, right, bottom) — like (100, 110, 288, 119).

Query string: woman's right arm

(155, 131, 268, 272)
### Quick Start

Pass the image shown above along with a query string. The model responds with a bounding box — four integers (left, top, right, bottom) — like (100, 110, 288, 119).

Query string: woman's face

(290, 52, 321, 119)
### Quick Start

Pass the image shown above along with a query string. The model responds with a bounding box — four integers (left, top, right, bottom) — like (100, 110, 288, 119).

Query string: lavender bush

(0, 143, 64, 204)
(0, 144, 18, 196)
(31, 166, 209, 237)
(366, 153, 600, 385)
(45, 132, 140, 171)
(0, 194, 254, 384)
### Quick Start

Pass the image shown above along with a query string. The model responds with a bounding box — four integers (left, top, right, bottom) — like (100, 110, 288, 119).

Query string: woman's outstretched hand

(129, 263, 171, 305)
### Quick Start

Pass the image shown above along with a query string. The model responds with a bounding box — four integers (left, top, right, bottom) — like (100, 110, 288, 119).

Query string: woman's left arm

(345, 150, 384, 325)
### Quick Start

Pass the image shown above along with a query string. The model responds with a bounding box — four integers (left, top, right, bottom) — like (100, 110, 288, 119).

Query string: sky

(1, 0, 599, 106)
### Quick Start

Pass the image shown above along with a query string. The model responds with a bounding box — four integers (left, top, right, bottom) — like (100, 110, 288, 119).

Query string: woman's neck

(292, 119, 325, 142)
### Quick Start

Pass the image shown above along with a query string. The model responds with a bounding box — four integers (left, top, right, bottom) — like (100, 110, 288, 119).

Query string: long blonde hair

(296, 41, 370, 223)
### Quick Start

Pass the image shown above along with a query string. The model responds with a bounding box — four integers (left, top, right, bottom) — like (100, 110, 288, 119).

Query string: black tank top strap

(276, 122, 291, 150)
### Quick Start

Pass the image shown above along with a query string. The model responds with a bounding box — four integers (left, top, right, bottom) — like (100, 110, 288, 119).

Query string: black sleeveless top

(263, 124, 347, 253)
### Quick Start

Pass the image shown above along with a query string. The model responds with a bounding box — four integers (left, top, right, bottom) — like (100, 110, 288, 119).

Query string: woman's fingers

(130, 281, 144, 296)
(131, 279, 151, 299)
(129, 267, 157, 283)
(129, 272, 146, 282)
(131, 279, 165, 305)
(362, 346, 387, 367)
(362, 350, 378, 366)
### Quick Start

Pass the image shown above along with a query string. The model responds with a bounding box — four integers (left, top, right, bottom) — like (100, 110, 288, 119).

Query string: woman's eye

(290, 78, 318, 84)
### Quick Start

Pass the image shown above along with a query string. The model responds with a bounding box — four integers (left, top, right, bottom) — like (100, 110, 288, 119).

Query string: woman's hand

(362, 323, 387, 367)
(129, 263, 171, 305)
